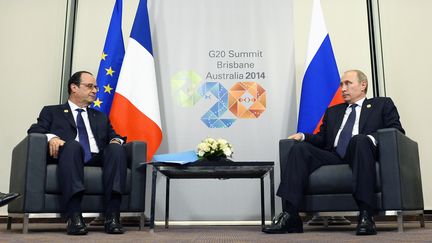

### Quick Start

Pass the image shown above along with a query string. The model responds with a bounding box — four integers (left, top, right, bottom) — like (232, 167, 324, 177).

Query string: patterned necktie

(336, 104, 358, 158)
(76, 108, 92, 162)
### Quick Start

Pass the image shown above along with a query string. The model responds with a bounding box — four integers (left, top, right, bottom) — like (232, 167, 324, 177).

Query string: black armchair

(279, 128, 425, 232)
(7, 133, 147, 233)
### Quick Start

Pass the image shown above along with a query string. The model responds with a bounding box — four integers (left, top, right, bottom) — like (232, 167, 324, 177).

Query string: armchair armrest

(378, 128, 424, 210)
(124, 141, 147, 211)
(8, 133, 48, 212)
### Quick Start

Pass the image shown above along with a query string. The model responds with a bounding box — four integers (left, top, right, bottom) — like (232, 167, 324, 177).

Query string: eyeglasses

(79, 83, 99, 91)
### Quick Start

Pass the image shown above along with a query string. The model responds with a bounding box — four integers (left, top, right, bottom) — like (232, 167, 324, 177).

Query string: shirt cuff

(110, 138, 124, 145)
(367, 135, 377, 146)
(46, 134, 58, 142)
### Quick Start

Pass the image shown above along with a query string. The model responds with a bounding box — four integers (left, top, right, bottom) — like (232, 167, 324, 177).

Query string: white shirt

(68, 100, 99, 153)
(333, 97, 377, 147)
(46, 100, 99, 153)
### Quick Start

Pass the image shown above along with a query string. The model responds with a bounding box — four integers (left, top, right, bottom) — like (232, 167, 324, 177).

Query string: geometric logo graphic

(199, 82, 236, 128)
(228, 82, 266, 118)
(171, 70, 203, 107)
(170, 71, 267, 128)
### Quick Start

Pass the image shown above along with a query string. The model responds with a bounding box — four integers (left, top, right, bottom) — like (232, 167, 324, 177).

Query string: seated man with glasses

(28, 71, 127, 235)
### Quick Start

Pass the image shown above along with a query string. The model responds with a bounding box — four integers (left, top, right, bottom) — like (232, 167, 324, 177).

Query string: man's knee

(104, 143, 126, 161)
(57, 140, 85, 172)
(105, 143, 124, 152)
(350, 134, 373, 148)
(61, 140, 82, 154)
(286, 142, 316, 165)
(347, 135, 377, 165)
(290, 142, 313, 154)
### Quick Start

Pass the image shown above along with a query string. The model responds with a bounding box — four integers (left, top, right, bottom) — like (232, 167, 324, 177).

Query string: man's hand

(109, 138, 122, 145)
(288, 133, 304, 141)
(48, 137, 65, 159)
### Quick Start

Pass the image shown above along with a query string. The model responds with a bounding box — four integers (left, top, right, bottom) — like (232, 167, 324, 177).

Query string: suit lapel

(359, 98, 372, 132)
(61, 103, 76, 129)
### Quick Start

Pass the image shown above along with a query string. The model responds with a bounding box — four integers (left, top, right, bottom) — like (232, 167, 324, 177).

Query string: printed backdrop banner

(149, 0, 296, 220)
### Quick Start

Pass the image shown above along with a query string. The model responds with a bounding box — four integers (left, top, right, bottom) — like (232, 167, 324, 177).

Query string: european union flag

(92, 0, 125, 115)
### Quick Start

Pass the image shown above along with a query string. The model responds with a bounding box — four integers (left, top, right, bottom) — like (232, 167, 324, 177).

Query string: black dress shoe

(0, 192, 20, 207)
(104, 212, 124, 234)
(262, 212, 303, 234)
(356, 210, 377, 235)
(67, 213, 88, 235)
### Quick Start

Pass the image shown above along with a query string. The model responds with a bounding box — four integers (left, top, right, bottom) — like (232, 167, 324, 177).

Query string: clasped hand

(48, 137, 65, 159)
(288, 133, 303, 141)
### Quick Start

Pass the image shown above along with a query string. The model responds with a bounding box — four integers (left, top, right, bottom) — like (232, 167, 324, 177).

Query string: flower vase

(195, 155, 233, 164)
(206, 154, 226, 161)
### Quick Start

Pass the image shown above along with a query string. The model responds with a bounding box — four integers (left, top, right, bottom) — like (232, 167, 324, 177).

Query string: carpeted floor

(0, 221, 430, 242)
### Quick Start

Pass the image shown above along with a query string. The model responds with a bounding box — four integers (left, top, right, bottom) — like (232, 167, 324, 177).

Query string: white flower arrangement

(196, 138, 233, 159)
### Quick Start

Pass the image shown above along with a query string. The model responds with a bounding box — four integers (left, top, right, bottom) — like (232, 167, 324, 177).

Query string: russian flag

(297, 0, 344, 134)
(110, 0, 162, 161)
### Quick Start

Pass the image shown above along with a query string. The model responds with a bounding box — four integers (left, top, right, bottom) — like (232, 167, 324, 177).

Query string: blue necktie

(76, 108, 92, 162)
(336, 104, 358, 158)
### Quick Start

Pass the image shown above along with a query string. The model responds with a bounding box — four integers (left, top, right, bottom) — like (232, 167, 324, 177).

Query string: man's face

(71, 73, 98, 106)
(340, 71, 367, 104)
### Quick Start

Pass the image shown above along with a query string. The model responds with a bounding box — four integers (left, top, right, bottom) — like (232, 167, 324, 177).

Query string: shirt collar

(68, 100, 87, 112)
(348, 97, 366, 109)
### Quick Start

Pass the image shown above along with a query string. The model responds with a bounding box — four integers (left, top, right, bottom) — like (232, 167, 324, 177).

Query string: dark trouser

(56, 140, 127, 216)
(277, 134, 377, 211)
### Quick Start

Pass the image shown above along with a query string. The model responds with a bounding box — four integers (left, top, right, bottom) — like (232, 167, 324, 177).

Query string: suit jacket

(304, 97, 404, 151)
(28, 102, 124, 152)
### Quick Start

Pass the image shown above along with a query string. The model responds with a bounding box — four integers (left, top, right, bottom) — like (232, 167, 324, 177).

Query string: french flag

(110, 0, 162, 161)
(297, 0, 344, 134)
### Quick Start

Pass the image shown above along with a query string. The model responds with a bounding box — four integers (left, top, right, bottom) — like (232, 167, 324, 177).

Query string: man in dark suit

(28, 71, 127, 235)
(263, 70, 404, 235)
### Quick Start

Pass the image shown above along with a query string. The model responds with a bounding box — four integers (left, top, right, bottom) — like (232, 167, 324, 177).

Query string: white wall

(0, 0, 67, 215)
(72, 0, 139, 73)
(378, 0, 432, 209)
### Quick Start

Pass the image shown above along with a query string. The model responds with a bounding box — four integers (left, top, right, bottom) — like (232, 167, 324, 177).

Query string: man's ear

(70, 83, 78, 93)
(361, 80, 367, 91)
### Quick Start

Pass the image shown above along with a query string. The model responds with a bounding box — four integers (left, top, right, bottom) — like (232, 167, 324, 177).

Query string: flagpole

(366, 0, 381, 97)
(60, 0, 78, 103)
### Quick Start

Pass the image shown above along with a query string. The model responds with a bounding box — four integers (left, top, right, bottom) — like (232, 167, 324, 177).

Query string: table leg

(150, 167, 158, 231)
(260, 177, 265, 228)
(139, 212, 145, 230)
(165, 177, 170, 228)
(270, 167, 275, 220)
